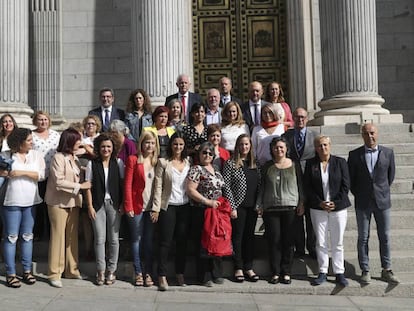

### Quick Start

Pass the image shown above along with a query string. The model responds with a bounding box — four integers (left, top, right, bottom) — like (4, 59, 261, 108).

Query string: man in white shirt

(241, 81, 269, 132)
(205, 88, 222, 125)
(89, 88, 126, 132)
(218, 77, 242, 107)
(164, 74, 202, 124)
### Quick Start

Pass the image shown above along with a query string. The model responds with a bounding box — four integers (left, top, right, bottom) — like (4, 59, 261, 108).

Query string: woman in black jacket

(304, 135, 351, 287)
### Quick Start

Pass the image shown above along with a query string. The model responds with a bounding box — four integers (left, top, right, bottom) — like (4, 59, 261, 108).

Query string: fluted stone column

(287, 0, 323, 114)
(312, 0, 402, 125)
(0, 0, 34, 126)
(29, 0, 64, 123)
(131, 0, 193, 105)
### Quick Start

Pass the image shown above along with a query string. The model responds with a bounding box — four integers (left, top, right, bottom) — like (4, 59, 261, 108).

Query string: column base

(309, 95, 403, 125)
(0, 104, 34, 128)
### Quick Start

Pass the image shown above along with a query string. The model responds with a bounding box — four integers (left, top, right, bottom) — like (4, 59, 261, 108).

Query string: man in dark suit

(164, 74, 202, 124)
(218, 77, 242, 107)
(241, 81, 269, 132)
(89, 87, 126, 132)
(282, 107, 316, 259)
(348, 123, 399, 284)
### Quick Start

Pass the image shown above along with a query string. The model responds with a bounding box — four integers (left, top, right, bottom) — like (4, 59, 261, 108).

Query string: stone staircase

(3, 123, 413, 297)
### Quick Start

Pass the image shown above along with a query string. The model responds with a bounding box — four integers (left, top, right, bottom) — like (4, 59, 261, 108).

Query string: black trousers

(263, 209, 296, 276)
(294, 207, 316, 254)
(231, 206, 257, 271)
(157, 204, 192, 276)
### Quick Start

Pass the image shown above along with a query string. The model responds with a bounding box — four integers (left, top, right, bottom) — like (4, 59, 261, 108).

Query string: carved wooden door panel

(192, 0, 288, 101)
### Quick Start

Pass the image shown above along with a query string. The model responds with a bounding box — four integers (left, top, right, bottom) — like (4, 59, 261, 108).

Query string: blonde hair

(313, 135, 331, 147)
(232, 134, 257, 169)
(221, 101, 245, 127)
(138, 130, 159, 166)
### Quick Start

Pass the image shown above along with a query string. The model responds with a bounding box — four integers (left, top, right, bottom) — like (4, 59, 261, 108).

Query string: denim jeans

(3, 205, 36, 275)
(355, 203, 391, 271)
(127, 213, 143, 274)
(91, 199, 121, 273)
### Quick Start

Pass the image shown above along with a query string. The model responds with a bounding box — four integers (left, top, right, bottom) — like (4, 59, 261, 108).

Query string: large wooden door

(192, 0, 288, 101)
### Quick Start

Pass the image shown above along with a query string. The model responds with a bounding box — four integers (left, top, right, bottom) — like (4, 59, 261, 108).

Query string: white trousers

(310, 208, 347, 274)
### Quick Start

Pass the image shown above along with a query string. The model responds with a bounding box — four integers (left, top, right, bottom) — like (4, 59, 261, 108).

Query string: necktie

(255, 104, 260, 125)
(297, 132, 304, 154)
(181, 95, 186, 117)
(104, 109, 110, 129)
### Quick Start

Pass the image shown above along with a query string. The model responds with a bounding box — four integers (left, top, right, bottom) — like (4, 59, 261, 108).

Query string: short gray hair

(109, 119, 127, 134)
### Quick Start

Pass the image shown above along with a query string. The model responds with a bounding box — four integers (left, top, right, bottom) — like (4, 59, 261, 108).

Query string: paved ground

(0, 275, 413, 311)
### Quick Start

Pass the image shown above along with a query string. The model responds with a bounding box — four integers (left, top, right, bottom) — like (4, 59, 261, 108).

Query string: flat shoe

(50, 279, 63, 288)
(269, 275, 279, 284)
(134, 273, 144, 286)
(6, 275, 21, 288)
(245, 272, 259, 282)
(106, 272, 116, 285)
(234, 274, 245, 283)
(281, 275, 291, 284)
(144, 274, 154, 287)
(22, 272, 36, 285)
(176, 274, 187, 287)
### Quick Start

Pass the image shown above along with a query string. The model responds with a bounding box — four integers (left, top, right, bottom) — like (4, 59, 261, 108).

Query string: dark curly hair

(7, 128, 32, 153)
(93, 132, 118, 160)
(126, 88, 152, 114)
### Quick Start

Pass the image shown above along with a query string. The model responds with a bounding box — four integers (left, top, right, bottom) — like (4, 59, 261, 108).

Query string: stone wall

(376, 0, 414, 122)
(61, 0, 133, 120)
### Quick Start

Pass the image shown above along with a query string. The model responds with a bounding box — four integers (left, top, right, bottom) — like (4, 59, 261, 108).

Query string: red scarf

(261, 121, 279, 129)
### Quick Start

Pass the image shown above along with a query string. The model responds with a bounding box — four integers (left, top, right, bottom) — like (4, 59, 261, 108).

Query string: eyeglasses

(87, 122, 97, 126)
(202, 151, 213, 156)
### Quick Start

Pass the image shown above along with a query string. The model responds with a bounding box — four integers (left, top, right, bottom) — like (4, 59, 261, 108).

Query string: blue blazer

(89, 106, 126, 132)
(348, 145, 395, 210)
(304, 155, 351, 211)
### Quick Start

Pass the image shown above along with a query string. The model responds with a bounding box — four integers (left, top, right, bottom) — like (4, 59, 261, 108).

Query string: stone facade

(377, 0, 414, 122)
(1, 0, 412, 123)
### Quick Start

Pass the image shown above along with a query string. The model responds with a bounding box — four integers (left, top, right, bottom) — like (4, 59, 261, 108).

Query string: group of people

(0, 73, 399, 290)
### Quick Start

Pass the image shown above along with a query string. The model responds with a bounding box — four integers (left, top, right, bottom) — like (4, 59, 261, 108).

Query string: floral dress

(187, 165, 225, 206)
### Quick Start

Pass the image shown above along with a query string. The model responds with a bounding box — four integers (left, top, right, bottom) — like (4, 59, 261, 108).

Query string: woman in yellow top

(143, 106, 175, 158)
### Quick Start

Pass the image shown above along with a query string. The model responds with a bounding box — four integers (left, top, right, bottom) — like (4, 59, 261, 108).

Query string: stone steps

(345, 210, 414, 230)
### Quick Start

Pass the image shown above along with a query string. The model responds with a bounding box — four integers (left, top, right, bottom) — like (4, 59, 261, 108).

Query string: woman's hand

(208, 199, 221, 209)
(0, 169, 8, 177)
(80, 181, 91, 190)
(150, 211, 159, 223)
(126, 211, 134, 218)
(231, 209, 238, 219)
(88, 207, 96, 220)
(320, 201, 335, 212)
(296, 202, 305, 216)
(256, 207, 263, 216)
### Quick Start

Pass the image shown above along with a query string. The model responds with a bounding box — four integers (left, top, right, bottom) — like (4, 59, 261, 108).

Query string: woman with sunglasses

(187, 141, 228, 287)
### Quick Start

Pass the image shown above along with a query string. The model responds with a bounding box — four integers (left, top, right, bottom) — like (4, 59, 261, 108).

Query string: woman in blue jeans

(2, 128, 45, 288)
(85, 133, 124, 286)
(124, 131, 159, 287)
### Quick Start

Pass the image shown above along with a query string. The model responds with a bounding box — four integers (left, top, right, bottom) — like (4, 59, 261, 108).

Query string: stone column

(312, 0, 402, 125)
(287, 0, 323, 115)
(0, 0, 34, 126)
(29, 0, 64, 124)
(131, 0, 193, 106)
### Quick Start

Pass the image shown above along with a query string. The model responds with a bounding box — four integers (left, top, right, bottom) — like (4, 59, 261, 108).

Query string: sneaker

(335, 274, 349, 287)
(312, 273, 327, 286)
(381, 269, 400, 284)
(360, 271, 371, 284)
(50, 279, 63, 288)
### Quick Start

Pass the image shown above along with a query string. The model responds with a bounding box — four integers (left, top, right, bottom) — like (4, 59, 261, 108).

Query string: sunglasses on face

(202, 150, 213, 156)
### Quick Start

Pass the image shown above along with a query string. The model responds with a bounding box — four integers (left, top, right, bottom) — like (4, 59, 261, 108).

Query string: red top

(124, 155, 145, 215)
